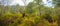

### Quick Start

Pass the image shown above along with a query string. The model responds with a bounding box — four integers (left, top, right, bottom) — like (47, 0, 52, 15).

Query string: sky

(11, 0, 53, 7)
(0, 0, 53, 7)
(42, 0, 53, 7)
(10, 0, 52, 6)
(10, 0, 33, 6)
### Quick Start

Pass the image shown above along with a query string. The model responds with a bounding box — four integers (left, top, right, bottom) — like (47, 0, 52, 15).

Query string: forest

(0, 0, 60, 26)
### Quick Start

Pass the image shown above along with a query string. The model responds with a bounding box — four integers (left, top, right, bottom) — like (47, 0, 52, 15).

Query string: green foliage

(53, 0, 60, 7)
(0, 1, 58, 26)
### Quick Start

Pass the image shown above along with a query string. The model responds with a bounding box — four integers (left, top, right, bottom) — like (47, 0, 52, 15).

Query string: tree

(25, 2, 36, 15)
(34, 0, 42, 5)
(21, 0, 27, 6)
(53, 0, 60, 26)
(53, 0, 60, 7)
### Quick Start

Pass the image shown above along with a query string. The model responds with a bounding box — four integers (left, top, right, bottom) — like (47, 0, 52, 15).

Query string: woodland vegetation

(0, 0, 60, 26)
